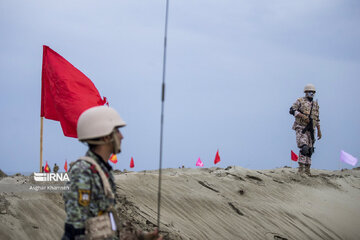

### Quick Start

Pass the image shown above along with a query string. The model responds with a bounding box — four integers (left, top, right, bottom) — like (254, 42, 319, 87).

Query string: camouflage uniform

(291, 97, 320, 165)
(62, 151, 147, 240)
(62, 150, 117, 240)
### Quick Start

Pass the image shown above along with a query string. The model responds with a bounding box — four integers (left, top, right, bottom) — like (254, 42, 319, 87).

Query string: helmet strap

(112, 131, 121, 154)
(84, 130, 120, 154)
(84, 139, 107, 145)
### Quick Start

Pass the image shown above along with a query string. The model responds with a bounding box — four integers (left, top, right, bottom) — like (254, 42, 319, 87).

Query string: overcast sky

(0, 0, 359, 174)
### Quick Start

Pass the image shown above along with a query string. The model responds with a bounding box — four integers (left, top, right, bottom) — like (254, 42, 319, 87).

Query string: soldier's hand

(297, 113, 310, 124)
(142, 228, 163, 240)
(317, 128, 322, 140)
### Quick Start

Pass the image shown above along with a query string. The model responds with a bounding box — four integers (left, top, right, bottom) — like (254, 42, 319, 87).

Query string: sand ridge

(0, 167, 359, 239)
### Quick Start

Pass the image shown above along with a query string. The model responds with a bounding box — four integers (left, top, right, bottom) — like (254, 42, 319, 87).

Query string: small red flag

(130, 157, 135, 168)
(64, 160, 68, 172)
(41, 46, 107, 138)
(214, 150, 221, 164)
(109, 154, 118, 164)
(291, 150, 298, 161)
(44, 161, 50, 173)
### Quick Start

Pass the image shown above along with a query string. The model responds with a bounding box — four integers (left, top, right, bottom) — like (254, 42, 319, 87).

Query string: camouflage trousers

(295, 128, 313, 165)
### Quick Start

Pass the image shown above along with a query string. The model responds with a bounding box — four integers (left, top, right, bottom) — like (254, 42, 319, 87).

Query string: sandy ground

(1, 167, 360, 240)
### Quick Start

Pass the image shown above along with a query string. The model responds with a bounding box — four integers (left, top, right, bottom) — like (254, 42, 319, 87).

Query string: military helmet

(77, 106, 126, 141)
(304, 84, 316, 92)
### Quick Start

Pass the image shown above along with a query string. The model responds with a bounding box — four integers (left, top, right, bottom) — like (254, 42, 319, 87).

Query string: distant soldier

(290, 84, 322, 176)
(62, 106, 161, 240)
(53, 163, 59, 173)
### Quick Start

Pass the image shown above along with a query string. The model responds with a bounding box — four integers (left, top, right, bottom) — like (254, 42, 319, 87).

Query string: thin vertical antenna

(157, 0, 170, 231)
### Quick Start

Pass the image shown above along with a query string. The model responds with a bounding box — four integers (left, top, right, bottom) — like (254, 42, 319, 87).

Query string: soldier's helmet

(304, 84, 316, 92)
(77, 106, 126, 141)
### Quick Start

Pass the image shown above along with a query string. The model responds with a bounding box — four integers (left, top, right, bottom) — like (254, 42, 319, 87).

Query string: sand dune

(1, 167, 360, 239)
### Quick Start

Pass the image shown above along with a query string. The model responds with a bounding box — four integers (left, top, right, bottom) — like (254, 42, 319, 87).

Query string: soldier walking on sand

(62, 106, 161, 240)
(290, 84, 322, 176)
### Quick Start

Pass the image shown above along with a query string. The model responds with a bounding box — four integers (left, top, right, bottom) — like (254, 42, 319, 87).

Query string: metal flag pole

(40, 116, 44, 172)
(157, 0, 170, 231)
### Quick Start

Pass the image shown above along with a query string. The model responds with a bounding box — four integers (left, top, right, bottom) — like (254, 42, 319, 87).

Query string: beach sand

(1, 167, 360, 239)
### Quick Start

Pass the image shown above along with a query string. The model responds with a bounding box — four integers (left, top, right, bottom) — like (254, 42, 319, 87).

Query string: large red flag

(41, 45, 107, 138)
(214, 150, 221, 164)
(291, 150, 298, 161)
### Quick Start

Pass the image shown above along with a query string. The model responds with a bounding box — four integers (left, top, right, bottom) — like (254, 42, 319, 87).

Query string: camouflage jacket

(63, 151, 154, 240)
(63, 150, 117, 238)
(291, 97, 320, 130)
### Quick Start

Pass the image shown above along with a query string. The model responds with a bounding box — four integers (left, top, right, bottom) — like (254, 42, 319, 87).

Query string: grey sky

(0, 0, 359, 173)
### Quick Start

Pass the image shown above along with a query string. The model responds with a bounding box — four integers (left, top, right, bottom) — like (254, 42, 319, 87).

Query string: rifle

(302, 100, 315, 144)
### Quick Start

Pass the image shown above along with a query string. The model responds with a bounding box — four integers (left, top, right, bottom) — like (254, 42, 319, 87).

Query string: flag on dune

(291, 150, 298, 161)
(109, 154, 118, 164)
(214, 150, 221, 164)
(340, 150, 358, 166)
(196, 157, 204, 167)
(130, 157, 135, 168)
(64, 160, 68, 172)
(41, 45, 108, 138)
(44, 161, 50, 173)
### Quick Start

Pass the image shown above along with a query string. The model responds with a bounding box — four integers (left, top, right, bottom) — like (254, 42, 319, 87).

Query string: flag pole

(157, 0, 170, 232)
(40, 116, 44, 172)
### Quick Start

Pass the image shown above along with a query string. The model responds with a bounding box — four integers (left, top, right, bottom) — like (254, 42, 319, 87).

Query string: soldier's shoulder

(69, 159, 93, 174)
(292, 97, 302, 106)
(298, 97, 306, 101)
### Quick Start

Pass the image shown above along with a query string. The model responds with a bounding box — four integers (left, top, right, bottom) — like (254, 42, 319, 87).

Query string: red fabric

(41, 45, 107, 138)
(109, 154, 118, 164)
(64, 160, 68, 172)
(214, 150, 221, 164)
(291, 150, 298, 161)
(130, 157, 135, 168)
(44, 161, 50, 173)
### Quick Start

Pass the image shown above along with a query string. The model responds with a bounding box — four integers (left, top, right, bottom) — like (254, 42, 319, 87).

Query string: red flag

(64, 160, 68, 172)
(109, 154, 118, 164)
(291, 150, 298, 161)
(44, 161, 50, 173)
(214, 150, 221, 164)
(130, 157, 135, 168)
(41, 45, 107, 138)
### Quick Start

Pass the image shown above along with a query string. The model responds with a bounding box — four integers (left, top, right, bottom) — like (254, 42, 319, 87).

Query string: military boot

(304, 164, 311, 176)
(298, 163, 304, 174)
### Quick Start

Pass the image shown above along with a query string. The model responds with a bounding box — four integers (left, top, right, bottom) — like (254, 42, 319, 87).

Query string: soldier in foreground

(62, 106, 162, 240)
(290, 84, 322, 176)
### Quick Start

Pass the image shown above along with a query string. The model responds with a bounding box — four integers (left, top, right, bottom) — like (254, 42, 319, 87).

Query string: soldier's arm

(315, 104, 321, 138)
(316, 104, 320, 127)
(64, 161, 92, 234)
(291, 99, 302, 117)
